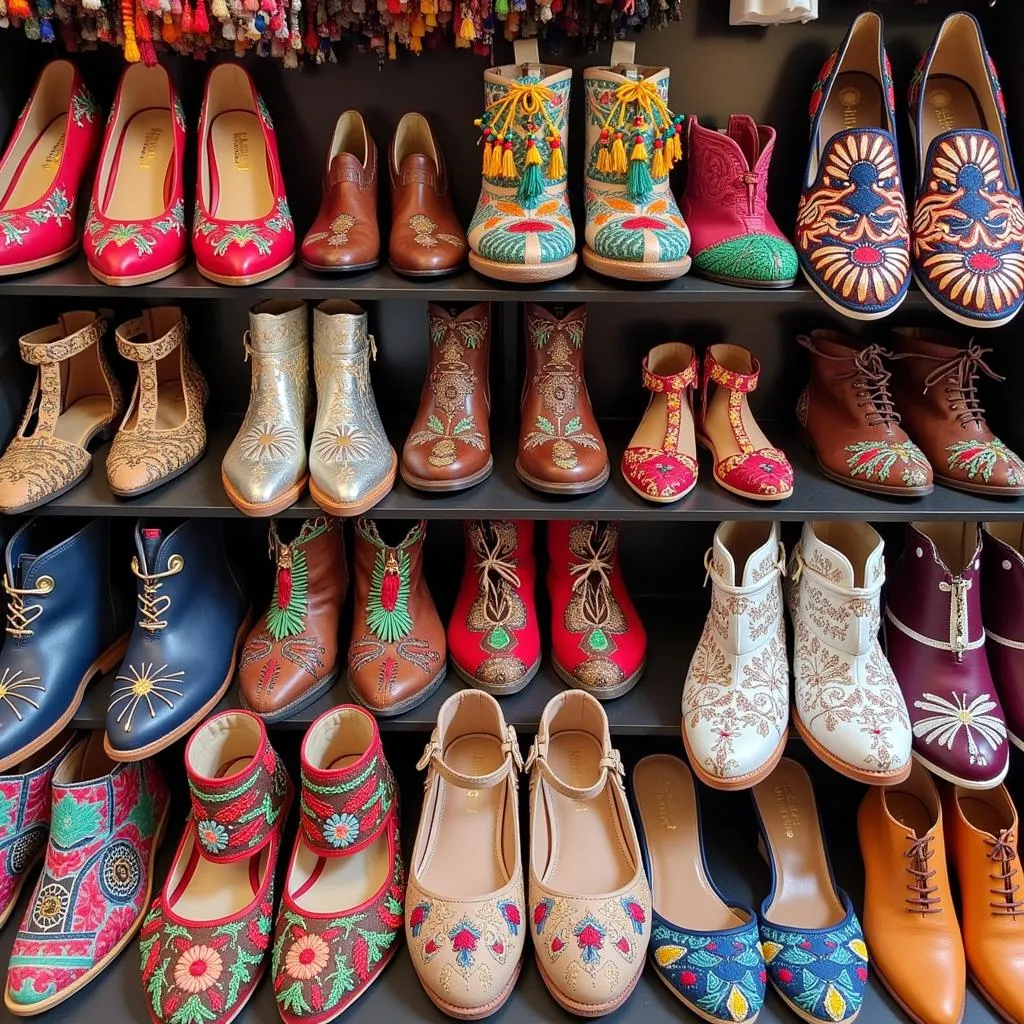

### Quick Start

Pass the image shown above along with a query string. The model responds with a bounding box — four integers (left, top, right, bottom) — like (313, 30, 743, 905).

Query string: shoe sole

(238, 668, 338, 724)
(309, 452, 397, 517)
(469, 250, 577, 283)
(0, 632, 129, 774)
(911, 268, 1020, 330)
(770, 983, 861, 1024)
(969, 969, 1019, 1024)
(791, 711, 910, 786)
(449, 656, 541, 696)
(87, 257, 186, 287)
(696, 268, 796, 290)
(552, 656, 643, 701)
(221, 471, 309, 517)
(909, 748, 1009, 790)
(534, 949, 643, 1017)
(5, 800, 170, 1016)
(400, 456, 493, 493)
(0, 242, 79, 278)
(346, 663, 447, 717)
(388, 261, 465, 279)
(515, 458, 609, 496)
(681, 720, 788, 792)
(582, 245, 692, 282)
(196, 253, 295, 287)
(302, 259, 380, 273)
(104, 609, 253, 762)
(420, 954, 522, 1020)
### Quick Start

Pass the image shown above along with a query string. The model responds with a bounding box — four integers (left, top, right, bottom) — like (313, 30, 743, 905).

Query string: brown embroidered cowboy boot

(239, 518, 347, 723)
(347, 519, 446, 716)
(516, 304, 608, 495)
(889, 328, 1024, 495)
(401, 303, 492, 492)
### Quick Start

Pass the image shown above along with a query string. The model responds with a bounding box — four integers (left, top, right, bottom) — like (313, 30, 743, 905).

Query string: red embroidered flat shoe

(448, 520, 541, 696)
(84, 64, 186, 287)
(271, 706, 404, 1024)
(621, 343, 699, 504)
(194, 65, 295, 287)
(0, 60, 101, 277)
(547, 521, 646, 701)
(697, 344, 793, 502)
(139, 711, 293, 1024)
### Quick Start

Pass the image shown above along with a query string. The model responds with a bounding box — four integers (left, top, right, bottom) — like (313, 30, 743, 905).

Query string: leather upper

(0, 518, 128, 774)
(104, 519, 249, 760)
(983, 524, 1024, 747)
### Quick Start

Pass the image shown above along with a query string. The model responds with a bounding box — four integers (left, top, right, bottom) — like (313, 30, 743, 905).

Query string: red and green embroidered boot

(447, 520, 541, 695)
(272, 705, 404, 1024)
(0, 733, 76, 932)
(5, 734, 169, 1015)
(139, 710, 293, 1024)
(547, 521, 647, 701)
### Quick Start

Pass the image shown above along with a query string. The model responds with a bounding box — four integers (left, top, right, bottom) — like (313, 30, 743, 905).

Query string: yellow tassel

(482, 140, 493, 174)
(547, 141, 565, 180)
(610, 134, 628, 174)
(501, 143, 517, 180)
(486, 139, 500, 177)
(597, 146, 609, 173)
(670, 131, 683, 164)
(459, 14, 475, 39)
(387, 33, 396, 58)
(630, 137, 648, 164)
(651, 144, 667, 179)
(525, 141, 542, 167)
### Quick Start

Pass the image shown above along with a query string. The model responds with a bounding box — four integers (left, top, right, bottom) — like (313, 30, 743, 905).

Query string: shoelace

(2, 574, 52, 639)
(798, 337, 903, 428)
(569, 524, 616, 630)
(131, 554, 184, 633)
(988, 828, 1024, 916)
(904, 835, 941, 914)
(471, 524, 521, 626)
(920, 342, 1003, 429)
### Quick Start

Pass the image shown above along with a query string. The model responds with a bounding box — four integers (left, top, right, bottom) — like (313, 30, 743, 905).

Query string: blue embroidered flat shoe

(795, 12, 911, 321)
(103, 519, 250, 762)
(751, 759, 868, 1024)
(909, 12, 1024, 329)
(632, 755, 765, 1024)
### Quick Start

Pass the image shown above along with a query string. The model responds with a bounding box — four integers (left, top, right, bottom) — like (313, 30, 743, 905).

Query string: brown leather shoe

(889, 328, 1024, 496)
(388, 113, 466, 278)
(858, 761, 965, 1024)
(401, 302, 491, 492)
(347, 519, 446, 716)
(797, 330, 933, 496)
(239, 518, 347, 723)
(301, 111, 380, 273)
(946, 783, 1024, 1024)
(516, 303, 608, 495)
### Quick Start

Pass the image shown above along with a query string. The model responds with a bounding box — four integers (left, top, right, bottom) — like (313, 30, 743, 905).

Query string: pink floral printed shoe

(5, 734, 169, 1016)
(621, 343, 699, 504)
(0, 733, 76, 932)
(194, 64, 295, 287)
(0, 60, 102, 277)
(139, 710, 293, 1024)
(84, 64, 187, 287)
(272, 706, 404, 1024)
(697, 344, 793, 502)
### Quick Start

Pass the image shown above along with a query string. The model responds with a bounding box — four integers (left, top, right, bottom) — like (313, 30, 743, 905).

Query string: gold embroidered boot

(0, 312, 122, 514)
(105, 308, 209, 497)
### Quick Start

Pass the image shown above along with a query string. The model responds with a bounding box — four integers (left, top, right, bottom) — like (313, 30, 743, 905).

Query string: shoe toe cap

(695, 234, 798, 285)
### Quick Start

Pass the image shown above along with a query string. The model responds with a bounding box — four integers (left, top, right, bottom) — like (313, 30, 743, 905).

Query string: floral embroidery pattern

(912, 691, 1006, 768)
(305, 213, 357, 248)
(947, 438, 1024, 486)
(71, 87, 99, 127)
(194, 199, 291, 258)
(409, 214, 464, 249)
(237, 421, 299, 464)
(845, 439, 930, 488)
(0, 188, 74, 247)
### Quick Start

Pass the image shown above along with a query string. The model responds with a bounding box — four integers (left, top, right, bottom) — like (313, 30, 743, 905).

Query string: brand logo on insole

(138, 129, 164, 169)
(234, 133, 250, 171)
(654, 780, 678, 831)
(773, 784, 801, 839)
(43, 132, 66, 170)
(930, 91, 955, 132)
(465, 752, 484, 813)
(838, 88, 861, 130)
(568, 748, 588, 811)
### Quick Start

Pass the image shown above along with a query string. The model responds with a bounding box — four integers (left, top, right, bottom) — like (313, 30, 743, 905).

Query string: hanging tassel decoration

(517, 135, 544, 206)
(610, 130, 627, 173)
(500, 139, 516, 180)
(650, 136, 666, 179)
(547, 134, 564, 180)
(7, 0, 30, 19)
(486, 136, 502, 177)
(627, 120, 653, 202)
(122, 0, 141, 59)
(596, 128, 610, 173)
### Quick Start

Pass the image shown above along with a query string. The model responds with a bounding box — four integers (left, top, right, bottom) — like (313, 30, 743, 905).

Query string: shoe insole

(921, 75, 986, 153)
(0, 113, 65, 211)
(958, 796, 1011, 837)
(103, 108, 174, 221)
(752, 759, 845, 930)
(167, 754, 267, 920)
(539, 731, 632, 896)
(819, 71, 882, 160)
(208, 110, 273, 222)
(885, 792, 933, 837)
(290, 754, 390, 913)
(627, 347, 696, 459)
(633, 755, 744, 931)
(121, 378, 186, 433)
(417, 735, 507, 896)
(47, 396, 113, 446)
(702, 376, 773, 462)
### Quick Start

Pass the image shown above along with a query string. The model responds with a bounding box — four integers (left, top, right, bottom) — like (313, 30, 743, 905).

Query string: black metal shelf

(32, 417, 1024, 522)
(0, 255, 940, 305)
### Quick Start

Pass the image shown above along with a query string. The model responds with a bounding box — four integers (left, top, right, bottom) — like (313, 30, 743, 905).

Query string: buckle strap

(188, 739, 292, 864)
(642, 354, 698, 395)
(416, 725, 523, 789)
(706, 350, 759, 393)
(19, 316, 104, 365)
(525, 740, 623, 801)
(116, 316, 186, 363)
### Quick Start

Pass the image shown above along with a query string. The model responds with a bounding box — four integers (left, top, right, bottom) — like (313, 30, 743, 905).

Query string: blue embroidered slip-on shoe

(751, 758, 868, 1024)
(795, 12, 911, 321)
(632, 755, 765, 1023)
(908, 12, 1024, 329)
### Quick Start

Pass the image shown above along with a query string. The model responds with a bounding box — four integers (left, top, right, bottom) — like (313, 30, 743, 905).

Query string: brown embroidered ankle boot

(401, 302, 492, 492)
(516, 303, 608, 495)
(106, 307, 208, 497)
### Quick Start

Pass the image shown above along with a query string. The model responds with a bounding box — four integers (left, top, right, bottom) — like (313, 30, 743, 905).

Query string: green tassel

(516, 161, 545, 209)
(494, 0, 508, 16)
(627, 157, 654, 204)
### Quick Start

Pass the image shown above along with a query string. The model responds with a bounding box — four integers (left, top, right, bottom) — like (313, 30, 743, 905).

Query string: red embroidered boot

(448, 520, 541, 695)
(547, 521, 646, 700)
(139, 711, 293, 1024)
(272, 705, 404, 1024)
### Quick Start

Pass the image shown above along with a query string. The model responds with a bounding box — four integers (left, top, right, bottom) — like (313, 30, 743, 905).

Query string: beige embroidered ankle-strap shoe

(406, 690, 525, 1019)
(106, 307, 209, 497)
(0, 312, 122, 514)
(527, 690, 651, 1017)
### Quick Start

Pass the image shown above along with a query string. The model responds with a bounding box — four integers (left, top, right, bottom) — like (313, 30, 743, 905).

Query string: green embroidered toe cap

(693, 234, 798, 285)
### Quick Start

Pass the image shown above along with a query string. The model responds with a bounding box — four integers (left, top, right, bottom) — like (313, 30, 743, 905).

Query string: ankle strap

(705, 349, 759, 393)
(20, 315, 105, 365)
(642, 353, 698, 394)
(416, 725, 523, 789)
(524, 739, 624, 801)
(116, 314, 187, 363)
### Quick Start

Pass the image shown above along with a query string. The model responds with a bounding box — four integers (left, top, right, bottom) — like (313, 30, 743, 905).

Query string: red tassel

(381, 569, 399, 612)
(180, 0, 192, 32)
(192, 0, 208, 32)
(277, 567, 292, 609)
